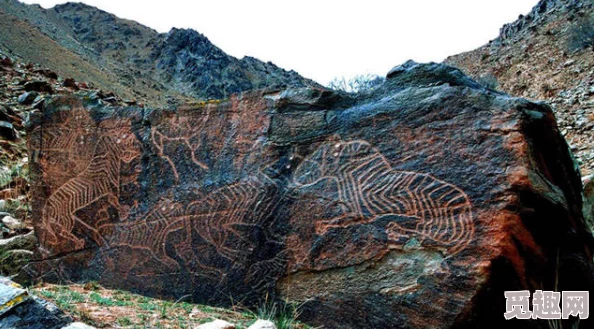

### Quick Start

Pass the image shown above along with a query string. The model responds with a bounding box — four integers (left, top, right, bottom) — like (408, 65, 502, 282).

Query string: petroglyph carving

(40, 119, 142, 251)
(99, 198, 185, 268)
(35, 109, 94, 152)
(293, 139, 474, 255)
(34, 105, 473, 296)
(245, 250, 287, 290)
(98, 174, 281, 280)
(29, 109, 97, 181)
(187, 178, 275, 261)
(151, 115, 209, 182)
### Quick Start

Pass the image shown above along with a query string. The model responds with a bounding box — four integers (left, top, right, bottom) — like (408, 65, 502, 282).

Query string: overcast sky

(22, 0, 538, 85)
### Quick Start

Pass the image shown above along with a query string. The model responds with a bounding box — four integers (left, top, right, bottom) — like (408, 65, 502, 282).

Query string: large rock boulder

(24, 62, 594, 329)
(0, 277, 71, 329)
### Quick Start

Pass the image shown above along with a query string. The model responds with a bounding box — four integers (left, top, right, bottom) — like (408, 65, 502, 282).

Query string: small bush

(0, 162, 28, 189)
(0, 198, 30, 219)
(89, 292, 116, 306)
(567, 14, 594, 52)
(116, 317, 133, 326)
(327, 74, 385, 93)
(256, 295, 303, 329)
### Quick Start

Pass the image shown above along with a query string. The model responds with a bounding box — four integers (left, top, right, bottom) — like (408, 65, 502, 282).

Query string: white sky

(22, 0, 538, 85)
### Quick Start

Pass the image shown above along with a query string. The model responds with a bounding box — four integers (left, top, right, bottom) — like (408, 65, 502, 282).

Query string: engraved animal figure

(31, 110, 97, 183)
(36, 109, 94, 152)
(97, 176, 280, 280)
(98, 198, 185, 268)
(181, 176, 283, 285)
(40, 120, 142, 251)
(151, 116, 209, 182)
(186, 177, 277, 264)
(293, 140, 474, 255)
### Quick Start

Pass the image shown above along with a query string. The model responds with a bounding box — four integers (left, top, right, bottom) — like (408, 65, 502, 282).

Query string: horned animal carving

(293, 139, 474, 255)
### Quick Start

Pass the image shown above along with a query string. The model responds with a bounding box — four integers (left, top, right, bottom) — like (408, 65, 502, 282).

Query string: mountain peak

(164, 28, 213, 48)
(497, 0, 592, 42)
(0, 0, 319, 105)
(52, 1, 95, 11)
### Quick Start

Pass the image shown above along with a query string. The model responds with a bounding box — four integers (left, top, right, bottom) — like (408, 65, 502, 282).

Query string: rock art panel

(292, 139, 474, 255)
(25, 63, 594, 329)
(41, 120, 140, 251)
(28, 104, 142, 256)
(150, 114, 209, 182)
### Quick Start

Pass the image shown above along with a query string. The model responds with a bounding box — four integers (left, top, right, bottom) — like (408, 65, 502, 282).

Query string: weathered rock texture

(0, 277, 71, 329)
(446, 0, 594, 175)
(25, 62, 594, 329)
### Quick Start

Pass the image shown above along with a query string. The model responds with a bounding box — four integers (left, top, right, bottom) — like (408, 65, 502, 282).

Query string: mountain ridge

(0, 0, 320, 106)
(446, 0, 594, 175)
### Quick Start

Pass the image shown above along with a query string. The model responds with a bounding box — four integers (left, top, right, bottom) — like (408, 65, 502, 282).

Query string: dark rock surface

(24, 63, 594, 329)
(24, 80, 53, 94)
(0, 231, 36, 275)
(18, 91, 38, 105)
(0, 277, 71, 329)
(0, 121, 15, 140)
(0, 295, 71, 329)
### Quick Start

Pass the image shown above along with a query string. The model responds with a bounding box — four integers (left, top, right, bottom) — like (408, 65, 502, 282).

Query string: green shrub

(256, 296, 303, 329)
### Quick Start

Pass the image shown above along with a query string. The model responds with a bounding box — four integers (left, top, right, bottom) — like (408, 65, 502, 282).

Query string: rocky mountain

(0, 0, 319, 107)
(0, 8, 160, 105)
(446, 0, 594, 175)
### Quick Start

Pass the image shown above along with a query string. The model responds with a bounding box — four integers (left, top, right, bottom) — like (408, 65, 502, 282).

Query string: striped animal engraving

(99, 198, 185, 268)
(99, 175, 280, 279)
(40, 120, 141, 251)
(293, 140, 474, 255)
(186, 177, 278, 263)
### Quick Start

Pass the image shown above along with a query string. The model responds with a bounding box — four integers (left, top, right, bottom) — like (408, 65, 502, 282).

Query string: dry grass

(30, 283, 312, 329)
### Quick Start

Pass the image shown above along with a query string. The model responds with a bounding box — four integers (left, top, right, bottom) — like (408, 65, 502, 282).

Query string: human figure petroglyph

(40, 119, 142, 251)
(293, 139, 474, 255)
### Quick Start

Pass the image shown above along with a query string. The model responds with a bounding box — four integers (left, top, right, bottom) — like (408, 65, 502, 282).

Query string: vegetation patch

(31, 283, 312, 329)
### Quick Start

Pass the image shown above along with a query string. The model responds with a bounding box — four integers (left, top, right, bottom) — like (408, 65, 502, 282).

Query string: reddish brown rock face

(25, 63, 594, 329)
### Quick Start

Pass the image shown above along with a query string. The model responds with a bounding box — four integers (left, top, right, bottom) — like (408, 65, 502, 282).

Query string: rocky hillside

(446, 0, 594, 175)
(0, 0, 319, 106)
(0, 8, 167, 106)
